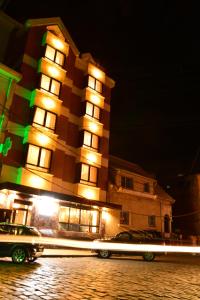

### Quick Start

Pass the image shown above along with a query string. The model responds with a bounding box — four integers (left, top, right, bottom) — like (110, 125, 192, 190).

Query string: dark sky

(3, 0, 200, 188)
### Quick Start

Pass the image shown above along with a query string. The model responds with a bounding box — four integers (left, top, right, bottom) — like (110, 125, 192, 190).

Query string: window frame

(88, 75, 103, 94)
(40, 73, 61, 97)
(80, 163, 98, 185)
(83, 130, 99, 150)
(45, 44, 65, 67)
(33, 106, 57, 132)
(26, 143, 52, 171)
(148, 215, 156, 227)
(144, 182, 150, 193)
(121, 176, 134, 190)
(85, 101, 101, 121)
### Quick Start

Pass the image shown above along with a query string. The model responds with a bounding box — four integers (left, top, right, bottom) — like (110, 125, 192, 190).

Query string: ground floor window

(120, 211, 130, 225)
(148, 215, 156, 227)
(59, 206, 100, 233)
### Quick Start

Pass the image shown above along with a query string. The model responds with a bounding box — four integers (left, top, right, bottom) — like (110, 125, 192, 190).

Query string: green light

(0, 137, 12, 156)
(0, 114, 5, 130)
(23, 125, 31, 144)
(30, 90, 36, 107)
(16, 167, 23, 184)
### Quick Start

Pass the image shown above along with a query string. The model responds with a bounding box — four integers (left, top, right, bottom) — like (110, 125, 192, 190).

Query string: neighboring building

(172, 174, 200, 236)
(107, 156, 175, 237)
(0, 11, 121, 238)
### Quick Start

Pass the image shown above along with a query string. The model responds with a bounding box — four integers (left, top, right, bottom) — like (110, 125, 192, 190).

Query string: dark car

(94, 230, 166, 261)
(0, 223, 44, 263)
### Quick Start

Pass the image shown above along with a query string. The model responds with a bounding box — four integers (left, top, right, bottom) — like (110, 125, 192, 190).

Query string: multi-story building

(0, 11, 121, 238)
(107, 156, 175, 237)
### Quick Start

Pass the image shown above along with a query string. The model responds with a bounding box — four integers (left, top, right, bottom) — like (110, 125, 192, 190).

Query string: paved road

(0, 254, 200, 299)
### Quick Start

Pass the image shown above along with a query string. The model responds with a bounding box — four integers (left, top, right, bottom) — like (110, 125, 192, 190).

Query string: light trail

(0, 235, 200, 254)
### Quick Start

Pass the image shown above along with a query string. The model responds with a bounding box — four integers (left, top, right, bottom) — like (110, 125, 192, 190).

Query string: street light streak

(0, 235, 200, 254)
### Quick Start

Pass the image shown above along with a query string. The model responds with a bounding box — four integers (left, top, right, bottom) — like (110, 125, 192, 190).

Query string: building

(172, 174, 200, 237)
(0, 11, 121, 238)
(107, 156, 175, 237)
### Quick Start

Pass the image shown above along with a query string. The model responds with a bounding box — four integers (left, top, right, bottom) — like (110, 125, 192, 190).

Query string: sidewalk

(42, 248, 96, 257)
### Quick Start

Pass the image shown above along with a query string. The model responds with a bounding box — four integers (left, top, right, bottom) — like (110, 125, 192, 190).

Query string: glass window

(81, 163, 98, 184)
(26, 144, 51, 170)
(33, 107, 56, 131)
(148, 215, 156, 227)
(121, 176, 133, 189)
(86, 102, 100, 120)
(120, 211, 130, 225)
(45, 45, 65, 67)
(41, 74, 50, 91)
(81, 164, 89, 181)
(27, 145, 40, 165)
(88, 76, 102, 94)
(40, 74, 61, 96)
(55, 51, 64, 66)
(144, 183, 150, 192)
(45, 45, 56, 61)
(69, 208, 80, 224)
(83, 131, 99, 150)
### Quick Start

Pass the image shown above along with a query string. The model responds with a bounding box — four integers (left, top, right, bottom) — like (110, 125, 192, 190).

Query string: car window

(20, 227, 41, 236)
(115, 232, 132, 241)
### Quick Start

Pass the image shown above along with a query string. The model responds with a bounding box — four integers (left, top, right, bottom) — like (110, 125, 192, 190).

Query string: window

(33, 107, 56, 131)
(85, 101, 100, 120)
(148, 215, 156, 227)
(81, 163, 98, 184)
(45, 45, 65, 66)
(40, 74, 61, 96)
(144, 182, 150, 192)
(88, 75, 102, 93)
(83, 131, 99, 150)
(121, 176, 133, 189)
(26, 144, 51, 170)
(120, 211, 129, 225)
(59, 206, 100, 233)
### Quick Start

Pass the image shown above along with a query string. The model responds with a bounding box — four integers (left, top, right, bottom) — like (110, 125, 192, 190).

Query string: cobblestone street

(1, 255, 200, 299)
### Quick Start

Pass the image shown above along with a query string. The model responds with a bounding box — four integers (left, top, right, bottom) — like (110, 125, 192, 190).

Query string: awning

(0, 182, 121, 210)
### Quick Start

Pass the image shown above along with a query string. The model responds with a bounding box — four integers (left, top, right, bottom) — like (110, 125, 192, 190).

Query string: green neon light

(30, 90, 36, 107)
(0, 137, 12, 156)
(42, 32, 47, 46)
(0, 114, 5, 130)
(16, 167, 23, 184)
(0, 66, 21, 82)
(23, 125, 31, 144)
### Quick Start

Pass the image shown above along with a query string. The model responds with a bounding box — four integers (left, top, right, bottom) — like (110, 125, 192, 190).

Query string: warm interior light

(29, 175, 44, 188)
(13, 203, 20, 209)
(42, 97, 55, 110)
(36, 196, 58, 216)
(0, 193, 6, 205)
(102, 210, 110, 222)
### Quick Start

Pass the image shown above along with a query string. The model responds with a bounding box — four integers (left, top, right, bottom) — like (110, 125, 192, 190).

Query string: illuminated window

(120, 211, 130, 225)
(88, 75, 102, 93)
(26, 144, 52, 170)
(40, 74, 61, 96)
(83, 131, 99, 150)
(121, 176, 133, 190)
(86, 101, 100, 120)
(33, 107, 56, 131)
(81, 163, 98, 184)
(45, 45, 65, 66)
(148, 215, 156, 227)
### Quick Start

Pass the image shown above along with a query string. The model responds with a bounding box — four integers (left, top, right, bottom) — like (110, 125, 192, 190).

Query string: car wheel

(27, 257, 37, 263)
(98, 250, 111, 259)
(12, 247, 27, 264)
(143, 252, 155, 262)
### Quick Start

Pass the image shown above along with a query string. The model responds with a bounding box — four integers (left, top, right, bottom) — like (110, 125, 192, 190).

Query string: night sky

(2, 0, 200, 189)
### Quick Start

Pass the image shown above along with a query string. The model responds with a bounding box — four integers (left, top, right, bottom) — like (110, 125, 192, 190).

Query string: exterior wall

(0, 15, 118, 238)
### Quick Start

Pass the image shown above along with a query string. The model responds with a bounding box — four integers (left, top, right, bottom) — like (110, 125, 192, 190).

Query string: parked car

(93, 230, 166, 261)
(0, 223, 44, 263)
